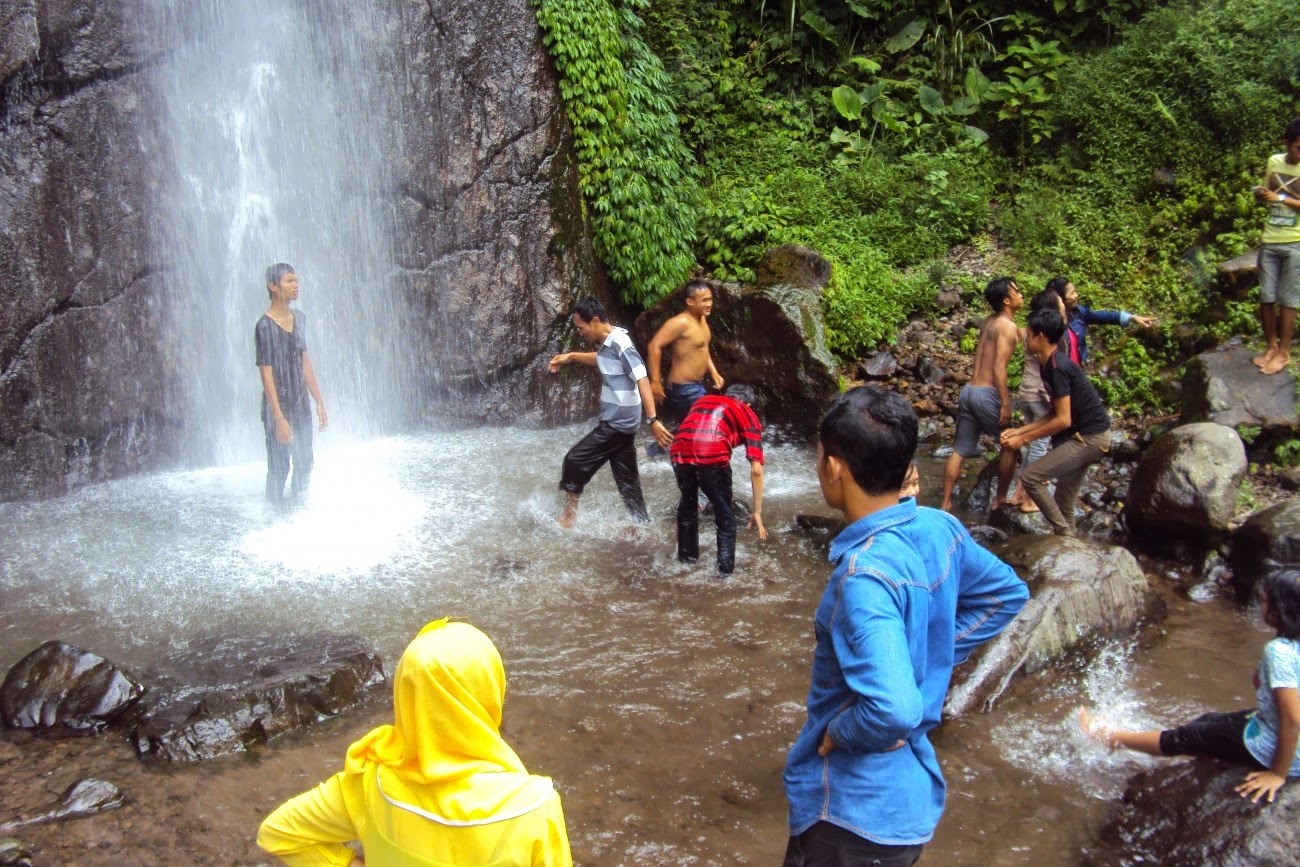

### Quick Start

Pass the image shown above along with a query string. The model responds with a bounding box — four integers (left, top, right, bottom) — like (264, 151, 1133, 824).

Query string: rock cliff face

(0, 0, 607, 501)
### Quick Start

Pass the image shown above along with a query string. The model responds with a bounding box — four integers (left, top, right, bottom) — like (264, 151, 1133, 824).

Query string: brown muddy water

(0, 428, 1272, 865)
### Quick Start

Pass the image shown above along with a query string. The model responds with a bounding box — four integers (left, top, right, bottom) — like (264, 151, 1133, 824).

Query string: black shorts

(783, 822, 923, 867)
(1159, 709, 1264, 768)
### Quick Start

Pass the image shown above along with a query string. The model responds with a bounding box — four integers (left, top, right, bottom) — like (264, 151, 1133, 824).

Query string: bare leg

(1255, 302, 1278, 367)
(992, 446, 1017, 510)
(940, 452, 964, 511)
(558, 492, 579, 528)
(1261, 306, 1295, 375)
(1077, 708, 1164, 756)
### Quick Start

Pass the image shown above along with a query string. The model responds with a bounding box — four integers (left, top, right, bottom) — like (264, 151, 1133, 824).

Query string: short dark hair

(1286, 117, 1300, 145)
(1044, 276, 1071, 297)
(1265, 569, 1300, 640)
(723, 383, 756, 405)
(819, 386, 918, 495)
(265, 263, 295, 298)
(1027, 309, 1066, 344)
(571, 296, 607, 324)
(684, 279, 712, 299)
(984, 277, 1017, 312)
(1030, 288, 1064, 315)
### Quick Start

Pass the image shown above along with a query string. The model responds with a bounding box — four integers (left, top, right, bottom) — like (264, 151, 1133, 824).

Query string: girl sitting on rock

(258, 619, 572, 866)
(1078, 568, 1300, 803)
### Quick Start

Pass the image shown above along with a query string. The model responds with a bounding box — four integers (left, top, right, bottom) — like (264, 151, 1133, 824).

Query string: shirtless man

(940, 276, 1022, 512)
(647, 280, 724, 429)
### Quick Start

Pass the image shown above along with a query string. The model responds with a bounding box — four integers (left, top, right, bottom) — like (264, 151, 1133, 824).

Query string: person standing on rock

(255, 263, 328, 502)
(940, 276, 1022, 512)
(1007, 286, 1071, 514)
(783, 386, 1027, 866)
(258, 619, 573, 865)
(1078, 568, 1300, 804)
(669, 383, 767, 577)
(1000, 309, 1111, 536)
(549, 296, 672, 528)
(1252, 117, 1300, 376)
(647, 279, 724, 434)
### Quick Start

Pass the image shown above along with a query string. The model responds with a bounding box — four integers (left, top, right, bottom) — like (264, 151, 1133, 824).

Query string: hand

(548, 353, 568, 373)
(275, 416, 293, 445)
(651, 381, 666, 404)
(1132, 315, 1157, 328)
(748, 513, 767, 540)
(818, 730, 836, 757)
(999, 404, 1012, 427)
(317, 405, 329, 432)
(1236, 770, 1286, 803)
(1000, 429, 1023, 450)
(711, 372, 725, 391)
(651, 420, 673, 449)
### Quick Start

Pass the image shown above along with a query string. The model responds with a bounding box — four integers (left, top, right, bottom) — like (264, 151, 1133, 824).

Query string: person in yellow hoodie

(258, 619, 572, 866)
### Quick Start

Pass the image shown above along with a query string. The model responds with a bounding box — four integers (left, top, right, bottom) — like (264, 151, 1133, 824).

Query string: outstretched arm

(549, 352, 598, 372)
(302, 352, 328, 431)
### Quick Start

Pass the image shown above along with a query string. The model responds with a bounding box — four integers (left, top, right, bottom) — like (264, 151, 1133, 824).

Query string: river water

(0, 429, 1270, 865)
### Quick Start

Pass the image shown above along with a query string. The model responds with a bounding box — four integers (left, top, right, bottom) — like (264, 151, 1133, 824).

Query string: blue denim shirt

(783, 499, 1028, 845)
(1068, 305, 1129, 365)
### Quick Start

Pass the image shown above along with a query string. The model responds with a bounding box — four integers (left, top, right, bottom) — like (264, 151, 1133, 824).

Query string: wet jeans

(673, 462, 735, 575)
(783, 822, 924, 867)
(264, 402, 313, 501)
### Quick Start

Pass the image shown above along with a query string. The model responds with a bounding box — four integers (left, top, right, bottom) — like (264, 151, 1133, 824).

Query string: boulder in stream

(945, 535, 1156, 716)
(1081, 758, 1300, 866)
(0, 641, 145, 734)
(130, 634, 385, 763)
(1180, 346, 1299, 436)
(1123, 422, 1246, 541)
(1228, 496, 1300, 603)
(0, 779, 126, 834)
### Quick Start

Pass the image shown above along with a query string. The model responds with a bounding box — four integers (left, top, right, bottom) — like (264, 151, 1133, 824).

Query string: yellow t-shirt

(1262, 152, 1300, 245)
(257, 765, 573, 867)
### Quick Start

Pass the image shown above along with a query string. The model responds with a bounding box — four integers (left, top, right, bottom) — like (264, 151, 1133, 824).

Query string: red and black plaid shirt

(668, 395, 764, 466)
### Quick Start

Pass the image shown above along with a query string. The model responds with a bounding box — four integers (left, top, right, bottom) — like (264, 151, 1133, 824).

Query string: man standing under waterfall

(783, 386, 1027, 866)
(550, 296, 673, 527)
(647, 279, 724, 434)
(255, 263, 328, 502)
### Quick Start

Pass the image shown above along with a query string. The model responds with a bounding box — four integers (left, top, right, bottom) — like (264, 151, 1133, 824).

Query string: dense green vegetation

(533, 0, 1299, 411)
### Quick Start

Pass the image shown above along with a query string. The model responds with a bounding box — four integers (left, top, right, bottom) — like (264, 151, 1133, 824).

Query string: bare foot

(1019, 500, 1040, 514)
(1253, 348, 1277, 368)
(991, 497, 1007, 511)
(557, 512, 575, 529)
(1077, 707, 1115, 749)
(1261, 354, 1291, 375)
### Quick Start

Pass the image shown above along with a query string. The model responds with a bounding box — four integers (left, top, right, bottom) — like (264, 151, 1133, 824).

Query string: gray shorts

(1258, 242, 1300, 308)
(955, 385, 1003, 458)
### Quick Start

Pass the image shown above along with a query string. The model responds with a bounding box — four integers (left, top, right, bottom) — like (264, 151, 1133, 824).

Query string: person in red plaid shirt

(669, 384, 767, 576)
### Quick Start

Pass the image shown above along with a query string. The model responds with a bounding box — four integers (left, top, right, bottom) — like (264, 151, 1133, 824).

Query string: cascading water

(141, 0, 423, 466)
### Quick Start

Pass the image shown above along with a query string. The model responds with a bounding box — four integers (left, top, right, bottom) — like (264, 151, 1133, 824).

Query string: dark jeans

(1160, 709, 1263, 767)
(560, 422, 649, 521)
(673, 462, 735, 575)
(264, 402, 313, 501)
(783, 822, 924, 867)
(663, 380, 707, 427)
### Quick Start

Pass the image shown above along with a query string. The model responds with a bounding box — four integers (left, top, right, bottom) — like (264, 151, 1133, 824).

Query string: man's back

(669, 395, 762, 466)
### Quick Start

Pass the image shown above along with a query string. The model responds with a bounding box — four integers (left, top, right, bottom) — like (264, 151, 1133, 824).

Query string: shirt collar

(828, 497, 917, 563)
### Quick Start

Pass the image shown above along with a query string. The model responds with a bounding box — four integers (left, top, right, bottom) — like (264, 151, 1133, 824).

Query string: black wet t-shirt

(254, 311, 309, 416)
(1042, 348, 1109, 445)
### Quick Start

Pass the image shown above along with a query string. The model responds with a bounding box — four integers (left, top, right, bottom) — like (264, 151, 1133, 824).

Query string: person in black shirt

(255, 263, 328, 501)
(1000, 310, 1110, 535)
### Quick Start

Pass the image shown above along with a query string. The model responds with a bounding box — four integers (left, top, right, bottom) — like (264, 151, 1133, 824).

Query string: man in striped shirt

(669, 384, 767, 576)
(550, 297, 673, 528)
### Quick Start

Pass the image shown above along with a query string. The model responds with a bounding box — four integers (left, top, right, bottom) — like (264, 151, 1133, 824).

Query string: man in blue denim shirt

(783, 387, 1028, 866)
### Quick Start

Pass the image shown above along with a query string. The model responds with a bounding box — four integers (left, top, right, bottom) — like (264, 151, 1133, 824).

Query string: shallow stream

(0, 428, 1271, 865)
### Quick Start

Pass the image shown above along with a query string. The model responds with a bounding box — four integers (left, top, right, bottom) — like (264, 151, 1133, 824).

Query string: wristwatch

(646, 417, 660, 427)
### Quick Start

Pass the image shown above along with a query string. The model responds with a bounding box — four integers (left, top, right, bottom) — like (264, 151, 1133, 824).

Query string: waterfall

(141, 0, 424, 466)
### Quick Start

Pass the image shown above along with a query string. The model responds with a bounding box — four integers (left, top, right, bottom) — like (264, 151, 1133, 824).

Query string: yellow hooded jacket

(258, 621, 573, 866)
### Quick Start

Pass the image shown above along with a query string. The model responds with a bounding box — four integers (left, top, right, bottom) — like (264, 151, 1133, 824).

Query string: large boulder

(1124, 422, 1247, 541)
(0, 641, 145, 734)
(946, 535, 1155, 716)
(632, 252, 838, 436)
(130, 634, 385, 763)
(1181, 347, 1299, 437)
(1082, 759, 1300, 866)
(1228, 497, 1300, 603)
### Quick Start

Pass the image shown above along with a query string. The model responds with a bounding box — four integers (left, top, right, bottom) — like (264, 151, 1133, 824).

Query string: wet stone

(0, 838, 32, 867)
(0, 641, 145, 735)
(0, 779, 125, 834)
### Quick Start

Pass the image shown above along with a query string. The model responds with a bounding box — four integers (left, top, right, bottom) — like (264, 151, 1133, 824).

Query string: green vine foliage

(532, 0, 698, 305)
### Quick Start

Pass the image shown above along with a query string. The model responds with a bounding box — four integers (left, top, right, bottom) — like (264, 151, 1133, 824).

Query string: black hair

(571, 296, 607, 324)
(818, 386, 918, 495)
(723, 383, 756, 405)
(683, 279, 712, 299)
(1286, 117, 1300, 145)
(1027, 309, 1066, 344)
(265, 262, 295, 298)
(1265, 569, 1300, 639)
(984, 276, 1017, 312)
(1044, 276, 1071, 297)
(1030, 288, 1064, 315)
